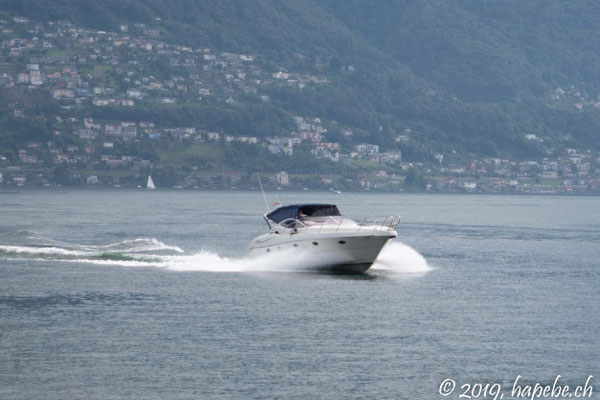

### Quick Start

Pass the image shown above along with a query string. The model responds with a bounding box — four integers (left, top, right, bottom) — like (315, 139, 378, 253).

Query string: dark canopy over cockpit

(266, 204, 341, 224)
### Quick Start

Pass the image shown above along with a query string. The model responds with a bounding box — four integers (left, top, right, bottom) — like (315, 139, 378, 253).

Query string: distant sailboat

(147, 175, 155, 189)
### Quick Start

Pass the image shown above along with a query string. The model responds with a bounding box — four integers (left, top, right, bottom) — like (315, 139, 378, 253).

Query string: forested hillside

(319, 0, 600, 100)
(2, 0, 600, 155)
(0, 0, 598, 192)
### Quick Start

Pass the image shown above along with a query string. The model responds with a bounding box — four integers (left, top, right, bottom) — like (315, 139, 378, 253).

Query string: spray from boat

(0, 235, 430, 274)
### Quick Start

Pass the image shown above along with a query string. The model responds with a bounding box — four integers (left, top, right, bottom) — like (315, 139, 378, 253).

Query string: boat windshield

(267, 204, 341, 224)
(300, 215, 357, 226)
(298, 204, 340, 217)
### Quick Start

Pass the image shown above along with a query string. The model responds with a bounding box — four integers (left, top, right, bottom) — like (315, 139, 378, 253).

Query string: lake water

(0, 190, 598, 399)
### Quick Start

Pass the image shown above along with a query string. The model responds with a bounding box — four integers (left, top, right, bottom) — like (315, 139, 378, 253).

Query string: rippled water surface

(0, 190, 598, 399)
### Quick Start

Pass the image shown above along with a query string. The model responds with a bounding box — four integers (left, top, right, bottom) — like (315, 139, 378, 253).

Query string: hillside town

(0, 16, 599, 193)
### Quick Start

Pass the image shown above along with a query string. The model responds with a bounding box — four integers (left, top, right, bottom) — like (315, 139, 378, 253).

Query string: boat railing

(291, 215, 400, 235)
(356, 215, 401, 232)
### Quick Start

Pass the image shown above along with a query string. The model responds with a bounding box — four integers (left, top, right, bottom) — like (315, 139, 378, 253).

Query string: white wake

(1, 238, 431, 275)
(371, 242, 432, 273)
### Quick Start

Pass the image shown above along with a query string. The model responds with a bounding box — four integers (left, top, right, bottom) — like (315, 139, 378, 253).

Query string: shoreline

(1, 186, 598, 197)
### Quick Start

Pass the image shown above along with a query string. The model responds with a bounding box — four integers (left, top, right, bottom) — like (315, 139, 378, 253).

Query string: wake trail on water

(0, 232, 431, 275)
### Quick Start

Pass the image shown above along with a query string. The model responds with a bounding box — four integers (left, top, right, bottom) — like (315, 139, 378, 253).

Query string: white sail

(147, 175, 155, 189)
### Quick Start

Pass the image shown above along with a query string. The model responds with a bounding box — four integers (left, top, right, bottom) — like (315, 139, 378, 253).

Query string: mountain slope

(318, 0, 600, 102)
(1, 0, 599, 156)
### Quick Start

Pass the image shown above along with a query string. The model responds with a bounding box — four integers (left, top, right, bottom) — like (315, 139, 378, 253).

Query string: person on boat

(291, 209, 304, 234)
(297, 209, 317, 226)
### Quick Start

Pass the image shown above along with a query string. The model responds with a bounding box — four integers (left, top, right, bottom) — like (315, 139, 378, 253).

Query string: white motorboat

(247, 203, 399, 273)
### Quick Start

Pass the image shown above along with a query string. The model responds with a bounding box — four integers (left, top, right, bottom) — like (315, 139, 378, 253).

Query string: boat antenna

(257, 173, 270, 211)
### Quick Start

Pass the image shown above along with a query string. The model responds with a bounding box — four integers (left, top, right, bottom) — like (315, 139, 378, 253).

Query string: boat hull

(247, 231, 395, 273)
